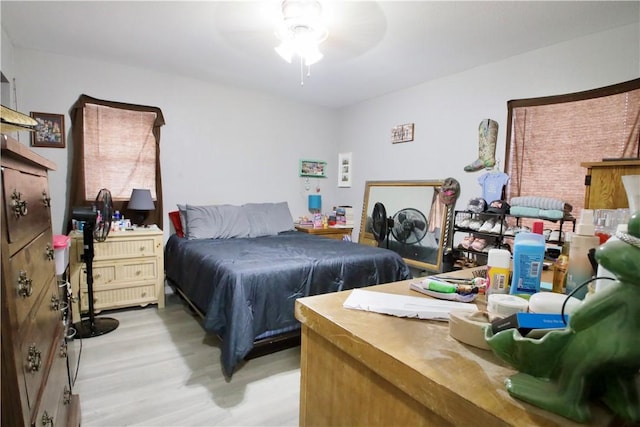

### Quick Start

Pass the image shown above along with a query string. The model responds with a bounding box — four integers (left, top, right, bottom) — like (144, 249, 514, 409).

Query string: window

(67, 95, 165, 229)
(83, 104, 158, 200)
(505, 79, 640, 224)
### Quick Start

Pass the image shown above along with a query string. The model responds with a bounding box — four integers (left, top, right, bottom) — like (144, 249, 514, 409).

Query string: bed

(164, 202, 411, 378)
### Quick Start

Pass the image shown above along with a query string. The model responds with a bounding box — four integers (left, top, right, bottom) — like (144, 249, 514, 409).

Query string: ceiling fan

(212, 1, 386, 64)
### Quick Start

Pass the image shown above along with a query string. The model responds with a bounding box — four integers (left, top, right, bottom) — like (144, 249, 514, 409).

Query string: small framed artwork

(30, 112, 65, 148)
(338, 152, 352, 187)
(299, 159, 327, 177)
(391, 123, 414, 144)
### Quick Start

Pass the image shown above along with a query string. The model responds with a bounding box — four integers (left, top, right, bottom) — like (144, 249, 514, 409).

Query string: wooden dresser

(295, 275, 619, 426)
(581, 160, 640, 209)
(1, 135, 81, 427)
(69, 227, 164, 324)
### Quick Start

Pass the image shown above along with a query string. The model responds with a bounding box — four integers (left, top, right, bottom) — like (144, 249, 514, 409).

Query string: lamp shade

(128, 189, 155, 211)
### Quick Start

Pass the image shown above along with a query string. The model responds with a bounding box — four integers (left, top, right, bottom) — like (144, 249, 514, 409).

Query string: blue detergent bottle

(510, 231, 546, 295)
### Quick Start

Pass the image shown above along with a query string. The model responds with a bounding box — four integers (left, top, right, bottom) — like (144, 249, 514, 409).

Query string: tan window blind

(506, 83, 640, 222)
(83, 103, 158, 201)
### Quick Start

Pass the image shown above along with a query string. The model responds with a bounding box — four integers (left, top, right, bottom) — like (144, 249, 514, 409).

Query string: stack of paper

(343, 289, 477, 321)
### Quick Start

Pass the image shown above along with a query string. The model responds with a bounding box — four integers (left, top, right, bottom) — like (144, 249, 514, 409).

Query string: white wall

(3, 23, 638, 243)
(5, 49, 340, 236)
(1, 28, 17, 107)
(340, 24, 640, 241)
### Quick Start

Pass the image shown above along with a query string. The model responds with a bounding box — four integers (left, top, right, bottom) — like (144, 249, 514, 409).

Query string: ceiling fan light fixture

(303, 46, 323, 66)
(275, 42, 294, 63)
(274, 0, 328, 85)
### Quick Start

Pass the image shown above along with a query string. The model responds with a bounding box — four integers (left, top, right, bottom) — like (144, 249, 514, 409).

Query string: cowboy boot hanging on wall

(464, 119, 498, 172)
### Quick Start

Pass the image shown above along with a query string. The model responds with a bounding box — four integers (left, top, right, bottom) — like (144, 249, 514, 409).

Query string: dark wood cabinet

(1, 135, 80, 427)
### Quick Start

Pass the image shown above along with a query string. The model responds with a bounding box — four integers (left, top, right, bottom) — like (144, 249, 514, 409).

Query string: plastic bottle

(532, 221, 544, 235)
(486, 248, 511, 295)
(566, 209, 600, 299)
(594, 223, 627, 293)
(509, 232, 546, 295)
(552, 238, 570, 294)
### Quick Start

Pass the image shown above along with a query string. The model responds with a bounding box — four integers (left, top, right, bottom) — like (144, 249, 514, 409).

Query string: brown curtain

(66, 94, 165, 231)
(505, 78, 640, 223)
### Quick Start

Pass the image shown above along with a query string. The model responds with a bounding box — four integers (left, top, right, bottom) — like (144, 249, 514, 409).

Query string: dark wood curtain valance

(66, 94, 165, 231)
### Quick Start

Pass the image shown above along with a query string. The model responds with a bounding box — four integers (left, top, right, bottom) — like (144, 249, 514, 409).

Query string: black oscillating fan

(371, 202, 394, 248)
(72, 188, 119, 338)
(391, 208, 428, 245)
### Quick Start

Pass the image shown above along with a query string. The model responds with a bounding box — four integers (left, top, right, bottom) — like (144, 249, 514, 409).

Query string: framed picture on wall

(30, 112, 65, 148)
(299, 159, 327, 177)
(391, 123, 414, 144)
(338, 152, 352, 187)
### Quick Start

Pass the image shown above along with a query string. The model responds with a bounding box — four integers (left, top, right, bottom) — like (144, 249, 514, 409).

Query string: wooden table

(295, 224, 353, 241)
(295, 269, 616, 427)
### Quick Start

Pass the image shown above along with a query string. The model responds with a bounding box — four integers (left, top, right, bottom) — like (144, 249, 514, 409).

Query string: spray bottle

(565, 209, 599, 299)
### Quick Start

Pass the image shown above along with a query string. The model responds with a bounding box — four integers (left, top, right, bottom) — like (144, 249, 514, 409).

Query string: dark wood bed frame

(166, 277, 301, 360)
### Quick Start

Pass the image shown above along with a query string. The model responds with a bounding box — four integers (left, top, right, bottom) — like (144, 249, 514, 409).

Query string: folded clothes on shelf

(510, 196, 572, 212)
(509, 206, 565, 220)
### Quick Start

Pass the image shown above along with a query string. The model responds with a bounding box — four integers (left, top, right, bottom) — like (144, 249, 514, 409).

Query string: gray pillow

(243, 202, 294, 237)
(185, 204, 251, 239)
(269, 201, 294, 233)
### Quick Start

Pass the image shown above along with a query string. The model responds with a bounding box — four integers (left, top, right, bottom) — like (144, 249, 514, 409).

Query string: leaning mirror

(359, 180, 453, 273)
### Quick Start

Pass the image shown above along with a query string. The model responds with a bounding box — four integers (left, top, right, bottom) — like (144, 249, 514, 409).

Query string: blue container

(308, 194, 322, 213)
(510, 232, 546, 295)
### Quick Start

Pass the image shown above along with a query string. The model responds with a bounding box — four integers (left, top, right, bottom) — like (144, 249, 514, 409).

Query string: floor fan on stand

(72, 188, 119, 338)
(371, 202, 394, 248)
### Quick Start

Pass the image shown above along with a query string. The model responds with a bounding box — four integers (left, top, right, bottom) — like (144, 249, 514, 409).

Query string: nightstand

(295, 225, 353, 241)
(68, 227, 164, 324)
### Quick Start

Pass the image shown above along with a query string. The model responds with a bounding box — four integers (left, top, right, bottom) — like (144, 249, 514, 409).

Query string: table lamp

(128, 188, 155, 226)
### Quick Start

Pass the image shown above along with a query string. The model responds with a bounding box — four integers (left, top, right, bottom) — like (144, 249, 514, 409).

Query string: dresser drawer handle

(45, 244, 55, 261)
(139, 246, 145, 251)
(17, 270, 33, 298)
(136, 270, 142, 276)
(63, 385, 72, 405)
(11, 189, 28, 217)
(41, 410, 54, 427)
(50, 294, 60, 311)
(42, 190, 51, 208)
(27, 345, 42, 372)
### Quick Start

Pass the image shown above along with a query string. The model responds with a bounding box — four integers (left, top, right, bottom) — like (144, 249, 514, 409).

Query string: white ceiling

(2, 1, 638, 108)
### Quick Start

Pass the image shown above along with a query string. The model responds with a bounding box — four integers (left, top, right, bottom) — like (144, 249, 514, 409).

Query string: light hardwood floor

(72, 290, 301, 426)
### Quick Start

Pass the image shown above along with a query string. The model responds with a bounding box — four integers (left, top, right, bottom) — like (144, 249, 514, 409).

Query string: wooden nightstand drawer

(74, 235, 160, 262)
(295, 225, 353, 240)
(79, 258, 158, 286)
(80, 283, 158, 312)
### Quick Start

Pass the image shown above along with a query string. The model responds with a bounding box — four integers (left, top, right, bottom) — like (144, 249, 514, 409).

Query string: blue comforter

(164, 231, 411, 377)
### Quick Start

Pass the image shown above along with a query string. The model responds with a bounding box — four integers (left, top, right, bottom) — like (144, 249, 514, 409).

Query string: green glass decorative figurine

(485, 211, 640, 423)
